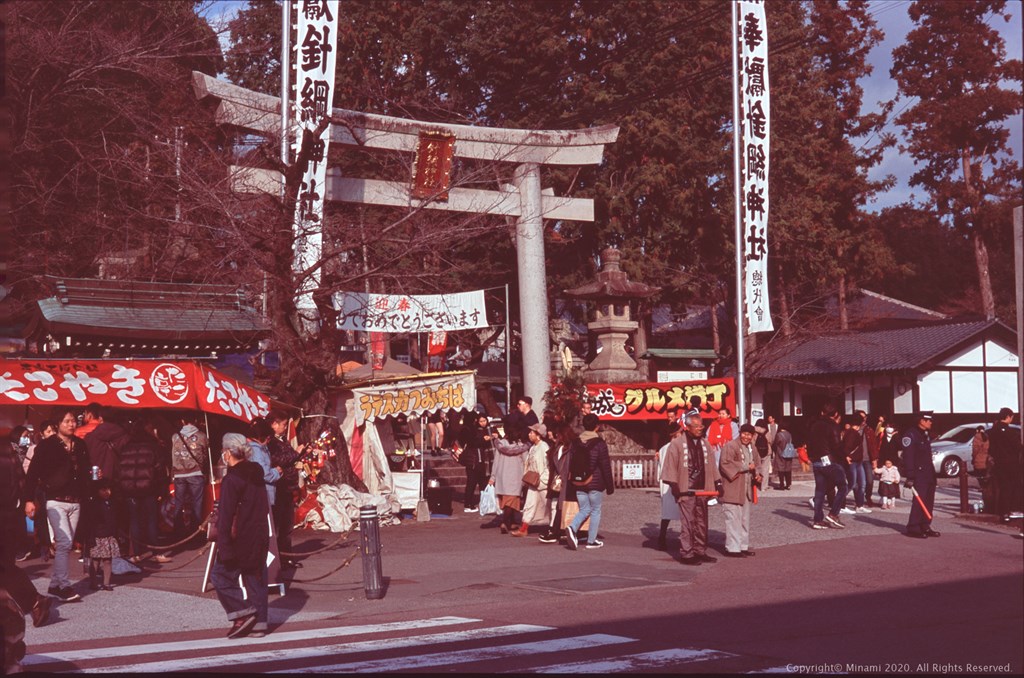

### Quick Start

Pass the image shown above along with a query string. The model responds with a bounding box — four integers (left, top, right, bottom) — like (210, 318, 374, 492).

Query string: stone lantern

(564, 247, 660, 382)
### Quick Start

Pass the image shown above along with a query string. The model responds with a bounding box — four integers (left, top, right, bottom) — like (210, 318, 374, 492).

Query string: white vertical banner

(737, 0, 773, 334)
(291, 0, 339, 326)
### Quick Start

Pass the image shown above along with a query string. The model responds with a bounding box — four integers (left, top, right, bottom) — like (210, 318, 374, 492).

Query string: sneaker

(53, 586, 81, 602)
(153, 554, 173, 563)
(824, 515, 845, 529)
(15, 552, 32, 563)
(537, 532, 558, 544)
(227, 614, 257, 639)
(31, 597, 52, 628)
(855, 506, 872, 514)
(808, 498, 815, 509)
(1009, 512, 1024, 519)
(463, 507, 477, 513)
(566, 525, 578, 550)
(811, 521, 829, 530)
(99, 584, 115, 591)
(840, 507, 856, 515)
(248, 630, 267, 639)
(585, 540, 604, 549)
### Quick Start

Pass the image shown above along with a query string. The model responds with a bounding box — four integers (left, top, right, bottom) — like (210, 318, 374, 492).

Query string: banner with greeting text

(586, 378, 736, 421)
(0, 359, 290, 424)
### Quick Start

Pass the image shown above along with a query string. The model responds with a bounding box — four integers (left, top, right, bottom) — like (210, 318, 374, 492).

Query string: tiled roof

(756, 320, 999, 378)
(32, 277, 269, 342)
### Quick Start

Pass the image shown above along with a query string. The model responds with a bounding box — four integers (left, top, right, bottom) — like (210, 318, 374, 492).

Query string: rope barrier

(284, 547, 359, 584)
(279, 530, 352, 559)
(132, 543, 212, 573)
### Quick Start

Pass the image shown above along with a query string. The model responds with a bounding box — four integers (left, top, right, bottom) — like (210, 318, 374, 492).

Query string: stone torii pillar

(192, 72, 619, 414)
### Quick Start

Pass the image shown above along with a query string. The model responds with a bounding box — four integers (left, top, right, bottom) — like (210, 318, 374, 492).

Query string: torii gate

(192, 72, 618, 412)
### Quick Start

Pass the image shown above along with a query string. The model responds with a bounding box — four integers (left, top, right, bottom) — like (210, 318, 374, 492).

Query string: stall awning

(0, 358, 295, 424)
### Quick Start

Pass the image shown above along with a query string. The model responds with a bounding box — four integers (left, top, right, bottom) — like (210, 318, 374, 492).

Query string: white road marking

(527, 647, 734, 673)
(23, 615, 479, 667)
(77, 624, 552, 673)
(280, 633, 637, 674)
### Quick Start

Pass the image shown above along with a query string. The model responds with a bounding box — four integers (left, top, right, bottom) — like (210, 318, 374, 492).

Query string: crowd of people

(0, 404, 307, 640)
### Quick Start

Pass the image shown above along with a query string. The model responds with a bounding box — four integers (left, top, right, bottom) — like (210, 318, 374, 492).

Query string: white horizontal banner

(333, 290, 488, 333)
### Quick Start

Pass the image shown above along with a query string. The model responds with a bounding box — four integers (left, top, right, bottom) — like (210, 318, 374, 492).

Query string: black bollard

(359, 505, 385, 600)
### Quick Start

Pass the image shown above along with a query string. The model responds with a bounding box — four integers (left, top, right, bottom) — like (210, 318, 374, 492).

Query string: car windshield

(936, 426, 979, 443)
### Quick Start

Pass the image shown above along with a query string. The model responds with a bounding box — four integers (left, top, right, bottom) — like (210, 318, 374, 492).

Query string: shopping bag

(479, 485, 498, 516)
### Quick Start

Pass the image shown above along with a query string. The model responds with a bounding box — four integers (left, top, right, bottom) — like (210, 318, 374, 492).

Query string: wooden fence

(610, 454, 659, 489)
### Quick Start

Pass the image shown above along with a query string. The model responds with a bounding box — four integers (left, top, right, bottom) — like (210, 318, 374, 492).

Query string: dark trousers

(907, 478, 936, 533)
(463, 466, 488, 509)
(675, 495, 708, 559)
(272, 485, 297, 555)
(995, 460, 1022, 517)
(126, 495, 159, 557)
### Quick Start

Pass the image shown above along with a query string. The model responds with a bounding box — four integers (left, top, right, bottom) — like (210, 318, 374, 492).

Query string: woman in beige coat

(514, 424, 551, 536)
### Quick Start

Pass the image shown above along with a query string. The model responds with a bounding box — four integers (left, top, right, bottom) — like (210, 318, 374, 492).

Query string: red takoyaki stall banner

(586, 378, 736, 420)
(0, 358, 290, 423)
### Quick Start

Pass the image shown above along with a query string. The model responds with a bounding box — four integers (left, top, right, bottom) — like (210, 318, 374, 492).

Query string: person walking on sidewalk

(170, 413, 209, 538)
(902, 412, 940, 539)
(488, 434, 529, 534)
(661, 411, 721, 565)
(23, 409, 88, 603)
(566, 414, 614, 551)
(514, 423, 551, 536)
(807, 404, 847, 530)
(771, 421, 796, 490)
(212, 439, 271, 639)
(719, 423, 760, 557)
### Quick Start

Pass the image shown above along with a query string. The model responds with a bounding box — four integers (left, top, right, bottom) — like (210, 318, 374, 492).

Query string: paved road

(17, 478, 1024, 673)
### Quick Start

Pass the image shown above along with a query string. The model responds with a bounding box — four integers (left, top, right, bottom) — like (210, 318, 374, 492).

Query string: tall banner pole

(505, 283, 512, 415)
(731, 0, 747, 424)
(1014, 205, 1023, 444)
(280, 0, 290, 169)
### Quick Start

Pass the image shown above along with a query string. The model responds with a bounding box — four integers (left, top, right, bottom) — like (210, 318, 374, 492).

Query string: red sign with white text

(586, 378, 736, 420)
(0, 359, 280, 424)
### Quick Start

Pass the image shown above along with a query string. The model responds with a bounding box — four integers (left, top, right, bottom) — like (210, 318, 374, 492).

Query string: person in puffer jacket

(117, 417, 171, 563)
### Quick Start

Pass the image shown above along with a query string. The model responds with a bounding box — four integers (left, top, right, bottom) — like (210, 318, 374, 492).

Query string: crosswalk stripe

(526, 647, 735, 673)
(274, 633, 637, 674)
(23, 616, 479, 668)
(77, 624, 553, 674)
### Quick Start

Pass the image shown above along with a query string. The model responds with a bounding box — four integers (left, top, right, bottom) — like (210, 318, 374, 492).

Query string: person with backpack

(170, 413, 209, 538)
(771, 420, 796, 490)
(565, 413, 614, 551)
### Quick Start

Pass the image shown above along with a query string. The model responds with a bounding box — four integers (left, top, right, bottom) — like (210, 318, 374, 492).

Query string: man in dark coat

(565, 413, 614, 550)
(116, 418, 172, 563)
(267, 412, 303, 567)
(902, 411, 940, 539)
(989, 407, 1023, 522)
(212, 436, 271, 639)
(83, 406, 129, 482)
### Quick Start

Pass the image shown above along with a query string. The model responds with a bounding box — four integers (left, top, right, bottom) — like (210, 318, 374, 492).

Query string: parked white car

(930, 422, 1021, 477)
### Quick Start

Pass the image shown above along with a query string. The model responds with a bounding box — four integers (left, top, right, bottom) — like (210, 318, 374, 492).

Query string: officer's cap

(916, 411, 934, 421)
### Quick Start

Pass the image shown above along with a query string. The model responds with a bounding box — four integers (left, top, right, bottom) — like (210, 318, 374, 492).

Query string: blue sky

(202, 1, 1022, 213)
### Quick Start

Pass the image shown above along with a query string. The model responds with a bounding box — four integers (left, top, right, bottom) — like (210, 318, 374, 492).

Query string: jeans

(126, 495, 159, 557)
(847, 462, 867, 507)
(863, 461, 875, 503)
(211, 558, 268, 631)
(570, 490, 603, 544)
(812, 461, 846, 523)
(174, 476, 205, 529)
(46, 500, 80, 589)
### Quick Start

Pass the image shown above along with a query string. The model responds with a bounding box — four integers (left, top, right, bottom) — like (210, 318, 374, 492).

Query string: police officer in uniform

(902, 411, 940, 538)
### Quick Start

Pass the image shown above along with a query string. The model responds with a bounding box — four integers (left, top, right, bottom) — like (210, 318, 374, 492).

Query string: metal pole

(280, 0, 290, 169)
(359, 505, 385, 599)
(1014, 205, 1023, 445)
(731, 0, 747, 425)
(505, 283, 512, 415)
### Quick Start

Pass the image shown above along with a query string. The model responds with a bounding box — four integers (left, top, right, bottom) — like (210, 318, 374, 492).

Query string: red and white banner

(736, 0, 773, 333)
(586, 378, 736, 421)
(0, 358, 285, 424)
